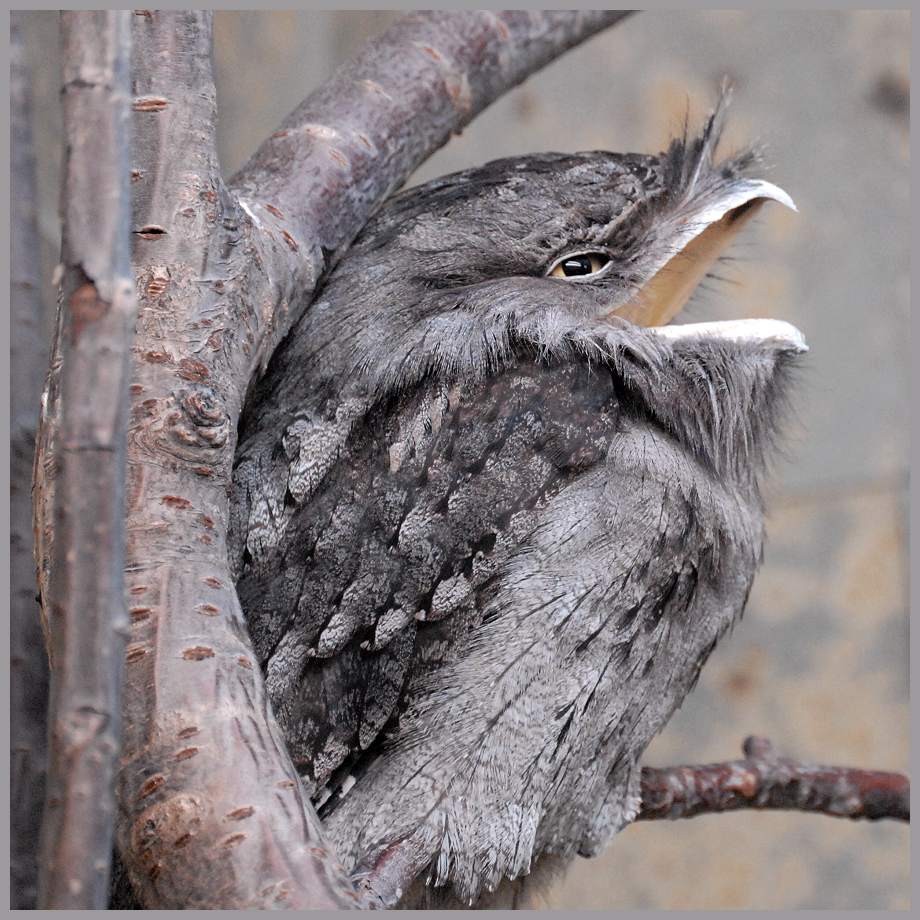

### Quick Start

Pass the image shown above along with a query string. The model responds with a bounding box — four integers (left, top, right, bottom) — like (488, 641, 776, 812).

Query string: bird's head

(278, 92, 804, 485)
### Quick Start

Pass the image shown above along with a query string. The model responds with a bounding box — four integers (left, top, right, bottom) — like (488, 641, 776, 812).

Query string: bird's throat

(611, 198, 766, 328)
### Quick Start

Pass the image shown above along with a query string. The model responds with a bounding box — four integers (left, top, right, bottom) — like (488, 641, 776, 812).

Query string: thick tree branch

(10, 12, 50, 909)
(35, 11, 135, 909)
(231, 10, 633, 369)
(637, 736, 909, 823)
(113, 10, 633, 908)
(117, 11, 356, 909)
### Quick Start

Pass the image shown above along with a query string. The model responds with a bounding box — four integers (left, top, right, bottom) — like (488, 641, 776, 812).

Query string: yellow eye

(548, 252, 611, 279)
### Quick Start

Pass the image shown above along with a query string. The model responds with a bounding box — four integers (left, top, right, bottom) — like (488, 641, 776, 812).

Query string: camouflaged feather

(229, 95, 797, 905)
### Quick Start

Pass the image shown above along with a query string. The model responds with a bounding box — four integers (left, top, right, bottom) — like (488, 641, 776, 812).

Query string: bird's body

(230, 98, 803, 906)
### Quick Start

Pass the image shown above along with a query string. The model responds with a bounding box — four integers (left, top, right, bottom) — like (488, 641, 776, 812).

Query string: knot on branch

(742, 735, 778, 761)
(126, 792, 208, 894)
(161, 385, 229, 456)
(130, 385, 231, 475)
(179, 386, 228, 443)
(68, 280, 112, 346)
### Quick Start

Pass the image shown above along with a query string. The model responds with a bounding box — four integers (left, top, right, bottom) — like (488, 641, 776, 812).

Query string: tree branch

(113, 10, 633, 908)
(10, 12, 50, 909)
(35, 11, 135, 909)
(231, 10, 633, 369)
(637, 736, 909, 823)
(116, 11, 356, 909)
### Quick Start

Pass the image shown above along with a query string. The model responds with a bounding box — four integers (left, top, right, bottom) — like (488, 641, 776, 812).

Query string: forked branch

(110, 9, 632, 909)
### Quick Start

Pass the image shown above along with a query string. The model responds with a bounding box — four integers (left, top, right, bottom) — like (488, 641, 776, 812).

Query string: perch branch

(637, 736, 909, 823)
(231, 10, 633, 369)
(113, 10, 632, 908)
(35, 11, 135, 909)
(10, 12, 50, 909)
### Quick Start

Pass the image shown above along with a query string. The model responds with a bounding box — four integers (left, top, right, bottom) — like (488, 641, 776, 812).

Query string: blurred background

(17, 10, 909, 910)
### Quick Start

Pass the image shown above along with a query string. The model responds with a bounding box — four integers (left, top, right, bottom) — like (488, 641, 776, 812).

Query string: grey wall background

(18, 10, 909, 910)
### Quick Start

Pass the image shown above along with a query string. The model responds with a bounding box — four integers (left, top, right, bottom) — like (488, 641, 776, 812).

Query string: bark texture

(113, 10, 627, 909)
(637, 736, 910, 823)
(118, 12, 355, 908)
(34, 11, 136, 910)
(10, 12, 50, 909)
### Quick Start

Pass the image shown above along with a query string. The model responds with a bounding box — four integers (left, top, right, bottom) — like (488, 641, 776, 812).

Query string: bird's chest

(244, 362, 621, 662)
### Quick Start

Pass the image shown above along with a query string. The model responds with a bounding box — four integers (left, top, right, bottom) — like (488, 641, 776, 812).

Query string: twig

(10, 12, 50, 909)
(35, 11, 136, 909)
(637, 736, 909, 823)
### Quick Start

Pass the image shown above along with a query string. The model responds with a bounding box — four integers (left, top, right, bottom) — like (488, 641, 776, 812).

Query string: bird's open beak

(611, 181, 806, 352)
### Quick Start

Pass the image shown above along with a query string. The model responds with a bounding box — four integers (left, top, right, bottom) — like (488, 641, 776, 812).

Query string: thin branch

(10, 12, 50, 909)
(231, 10, 633, 367)
(637, 736, 909, 823)
(35, 10, 135, 909)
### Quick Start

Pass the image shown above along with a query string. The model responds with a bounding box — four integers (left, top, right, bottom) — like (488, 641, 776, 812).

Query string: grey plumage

(229, 96, 803, 905)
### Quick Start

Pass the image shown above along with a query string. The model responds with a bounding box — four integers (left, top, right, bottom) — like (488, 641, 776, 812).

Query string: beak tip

(757, 180, 797, 213)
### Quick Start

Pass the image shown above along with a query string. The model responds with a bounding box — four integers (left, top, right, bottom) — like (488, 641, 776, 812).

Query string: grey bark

(10, 12, 50, 909)
(34, 10, 136, 910)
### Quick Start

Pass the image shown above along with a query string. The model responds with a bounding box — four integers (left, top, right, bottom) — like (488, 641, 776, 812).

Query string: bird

(228, 92, 805, 907)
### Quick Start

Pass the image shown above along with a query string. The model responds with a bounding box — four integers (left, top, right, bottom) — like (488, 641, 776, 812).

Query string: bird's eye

(548, 252, 611, 279)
